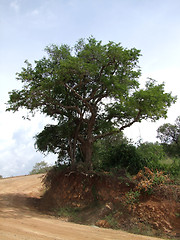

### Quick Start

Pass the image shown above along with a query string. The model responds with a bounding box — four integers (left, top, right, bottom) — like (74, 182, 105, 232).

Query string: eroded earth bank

(0, 173, 179, 240)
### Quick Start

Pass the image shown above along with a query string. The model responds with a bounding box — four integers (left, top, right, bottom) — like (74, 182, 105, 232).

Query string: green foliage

(29, 161, 52, 175)
(136, 141, 179, 179)
(56, 207, 81, 222)
(6, 37, 176, 169)
(92, 132, 128, 170)
(157, 116, 180, 157)
(94, 140, 148, 175)
(55, 206, 82, 222)
(103, 143, 145, 174)
(136, 141, 165, 170)
(35, 124, 74, 165)
(0, 175, 3, 179)
(105, 214, 119, 229)
(160, 157, 180, 179)
(125, 190, 140, 205)
(157, 116, 180, 144)
(93, 137, 179, 179)
(93, 140, 168, 175)
(162, 143, 180, 158)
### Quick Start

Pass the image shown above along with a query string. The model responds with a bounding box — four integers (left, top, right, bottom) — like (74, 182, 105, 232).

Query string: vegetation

(0, 175, 3, 179)
(157, 115, 180, 157)
(6, 37, 176, 170)
(41, 164, 179, 239)
(40, 116, 179, 239)
(104, 214, 119, 229)
(157, 116, 180, 145)
(133, 167, 170, 194)
(136, 142, 165, 168)
(56, 207, 81, 222)
(29, 161, 52, 175)
(94, 142, 145, 174)
(125, 190, 140, 205)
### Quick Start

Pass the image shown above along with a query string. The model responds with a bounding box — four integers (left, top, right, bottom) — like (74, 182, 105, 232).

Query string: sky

(0, 0, 180, 177)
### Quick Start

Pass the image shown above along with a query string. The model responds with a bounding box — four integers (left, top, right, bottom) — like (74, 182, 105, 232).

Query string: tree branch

(94, 110, 142, 141)
(64, 83, 94, 113)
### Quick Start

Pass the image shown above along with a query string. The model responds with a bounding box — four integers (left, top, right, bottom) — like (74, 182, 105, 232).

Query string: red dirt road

(0, 174, 164, 240)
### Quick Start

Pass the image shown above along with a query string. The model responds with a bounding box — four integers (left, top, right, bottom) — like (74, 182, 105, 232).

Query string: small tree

(157, 116, 180, 156)
(29, 161, 51, 175)
(7, 37, 176, 169)
(157, 116, 180, 145)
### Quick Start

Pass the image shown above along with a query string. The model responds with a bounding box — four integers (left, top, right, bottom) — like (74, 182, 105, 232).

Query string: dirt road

(0, 174, 164, 240)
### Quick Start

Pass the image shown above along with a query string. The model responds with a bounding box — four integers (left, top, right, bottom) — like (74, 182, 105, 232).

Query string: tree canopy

(157, 116, 180, 145)
(157, 116, 180, 156)
(7, 37, 177, 169)
(29, 161, 52, 175)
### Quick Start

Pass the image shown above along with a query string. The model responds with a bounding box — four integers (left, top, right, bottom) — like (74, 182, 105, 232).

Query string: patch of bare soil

(40, 169, 180, 239)
(0, 173, 166, 240)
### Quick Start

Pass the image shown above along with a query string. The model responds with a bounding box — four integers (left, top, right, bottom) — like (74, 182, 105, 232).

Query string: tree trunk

(78, 106, 96, 170)
(80, 140, 93, 170)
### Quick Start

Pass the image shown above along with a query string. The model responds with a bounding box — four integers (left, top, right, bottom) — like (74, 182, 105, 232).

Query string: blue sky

(0, 0, 180, 177)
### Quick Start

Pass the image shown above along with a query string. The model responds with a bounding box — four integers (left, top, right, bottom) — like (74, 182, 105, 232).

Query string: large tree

(7, 37, 176, 169)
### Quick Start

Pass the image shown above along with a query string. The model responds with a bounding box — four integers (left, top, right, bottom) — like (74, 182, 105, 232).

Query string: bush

(93, 139, 179, 178)
(159, 157, 180, 179)
(136, 142, 179, 179)
(96, 143, 146, 175)
(92, 133, 129, 171)
(162, 143, 180, 158)
(133, 167, 170, 194)
(136, 142, 165, 170)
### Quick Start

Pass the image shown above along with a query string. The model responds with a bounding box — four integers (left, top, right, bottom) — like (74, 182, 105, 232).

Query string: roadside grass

(128, 224, 157, 238)
(104, 213, 119, 229)
(56, 207, 82, 222)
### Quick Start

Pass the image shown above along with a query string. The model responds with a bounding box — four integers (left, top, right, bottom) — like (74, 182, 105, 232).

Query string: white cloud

(31, 9, 40, 16)
(0, 104, 56, 178)
(124, 66, 180, 143)
(10, 0, 20, 12)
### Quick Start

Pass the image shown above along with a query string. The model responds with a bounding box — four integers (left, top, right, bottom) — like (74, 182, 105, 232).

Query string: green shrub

(93, 139, 179, 178)
(136, 142, 165, 170)
(159, 157, 180, 179)
(99, 143, 146, 174)
(92, 133, 129, 171)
